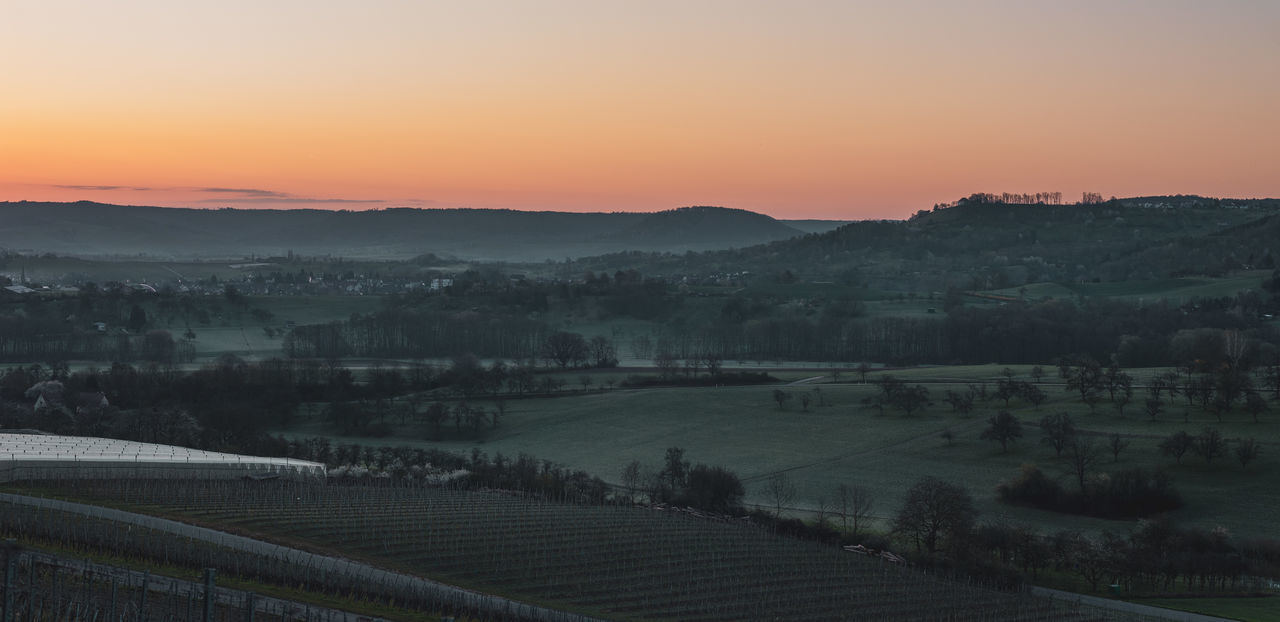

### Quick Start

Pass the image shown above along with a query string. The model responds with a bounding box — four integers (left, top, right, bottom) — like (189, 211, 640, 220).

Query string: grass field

(1129, 596, 1280, 622)
(983, 271, 1270, 305)
(154, 295, 385, 361)
(275, 366, 1280, 542)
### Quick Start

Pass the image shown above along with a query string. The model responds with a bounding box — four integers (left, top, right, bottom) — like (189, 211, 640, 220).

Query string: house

(75, 392, 109, 415)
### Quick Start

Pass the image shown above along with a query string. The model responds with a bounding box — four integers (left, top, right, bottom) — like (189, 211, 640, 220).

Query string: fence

(0, 541, 377, 622)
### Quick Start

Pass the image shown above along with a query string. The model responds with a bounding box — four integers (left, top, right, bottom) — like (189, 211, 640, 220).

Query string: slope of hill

(0, 202, 830, 261)
(570, 198, 1280, 293)
(605, 206, 802, 247)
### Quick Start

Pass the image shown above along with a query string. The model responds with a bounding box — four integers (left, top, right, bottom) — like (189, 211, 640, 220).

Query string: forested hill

(573, 197, 1280, 291)
(0, 201, 814, 261)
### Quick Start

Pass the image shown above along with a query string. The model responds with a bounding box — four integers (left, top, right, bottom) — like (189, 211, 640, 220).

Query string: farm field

(156, 295, 385, 361)
(19, 479, 1121, 622)
(982, 271, 1271, 305)
(275, 367, 1280, 541)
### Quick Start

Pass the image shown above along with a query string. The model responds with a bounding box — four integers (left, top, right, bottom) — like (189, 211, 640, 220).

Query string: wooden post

(203, 568, 217, 622)
(2, 539, 18, 622)
(139, 570, 150, 618)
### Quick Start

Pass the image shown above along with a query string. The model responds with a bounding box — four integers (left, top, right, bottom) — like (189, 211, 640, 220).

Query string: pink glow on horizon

(2, 1, 1278, 220)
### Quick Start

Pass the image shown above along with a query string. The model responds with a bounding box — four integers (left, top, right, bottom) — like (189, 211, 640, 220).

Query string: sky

(2, 1, 1278, 220)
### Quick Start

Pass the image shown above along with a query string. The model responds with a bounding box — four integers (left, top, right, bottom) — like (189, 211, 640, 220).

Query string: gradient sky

(2, 1, 1278, 219)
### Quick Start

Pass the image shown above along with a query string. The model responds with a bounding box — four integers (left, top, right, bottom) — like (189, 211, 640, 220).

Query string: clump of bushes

(998, 464, 1181, 519)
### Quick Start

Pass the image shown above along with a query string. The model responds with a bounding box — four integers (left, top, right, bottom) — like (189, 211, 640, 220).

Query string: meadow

(274, 365, 1280, 541)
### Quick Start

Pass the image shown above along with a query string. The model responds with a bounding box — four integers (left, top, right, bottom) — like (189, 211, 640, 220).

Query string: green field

(983, 271, 1270, 304)
(275, 366, 1280, 541)
(1130, 596, 1280, 622)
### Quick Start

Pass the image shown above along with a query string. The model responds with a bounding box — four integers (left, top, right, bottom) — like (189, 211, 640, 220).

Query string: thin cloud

(44, 183, 442, 208)
(54, 184, 155, 191)
(195, 187, 291, 198)
(195, 196, 387, 205)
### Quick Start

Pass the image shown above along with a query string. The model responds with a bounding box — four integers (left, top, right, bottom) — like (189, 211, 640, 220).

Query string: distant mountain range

(0, 202, 845, 261)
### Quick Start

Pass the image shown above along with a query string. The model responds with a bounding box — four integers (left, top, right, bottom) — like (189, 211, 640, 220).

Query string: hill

(570, 197, 1280, 293)
(0, 201, 829, 261)
(606, 205, 802, 247)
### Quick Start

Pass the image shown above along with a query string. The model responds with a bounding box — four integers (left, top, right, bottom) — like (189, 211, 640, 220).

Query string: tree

(424, 401, 449, 440)
(1064, 357, 1103, 403)
(892, 477, 976, 555)
(1103, 365, 1133, 403)
(981, 411, 1023, 453)
(466, 407, 489, 439)
(1159, 431, 1194, 465)
(1245, 391, 1269, 423)
(772, 389, 792, 410)
(1020, 383, 1047, 409)
(653, 350, 679, 379)
(943, 389, 975, 415)
(1030, 366, 1045, 383)
(588, 335, 617, 367)
(661, 447, 690, 490)
(127, 304, 148, 333)
(892, 384, 931, 416)
(994, 379, 1018, 407)
(620, 460, 643, 502)
(683, 464, 744, 513)
(700, 351, 723, 376)
(1112, 392, 1131, 418)
(1038, 413, 1076, 457)
(1144, 398, 1163, 422)
(541, 331, 589, 368)
(1108, 433, 1130, 463)
(1193, 427, 1227, 464)
(1066, 439, 1101, 493)
(836, 483, 875, 537)
(764, 472, 796, 518)
(1236, 438, 1260, 469)
(845, 362, 869, 384)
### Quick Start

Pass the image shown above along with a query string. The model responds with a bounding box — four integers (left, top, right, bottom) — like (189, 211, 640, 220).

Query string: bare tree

(837, 483, 875, 537)
(1108, 433, 1130, 462)
(1236, 438, 1260, 468)
(1159, 431, 1194, 465)
(620, 460, 643, 502)
(892, 477, 975, 555)
(764, 472, 796, 518)
(981, 411, 1023, 453)
(1038, 412, 1076, 457)
(1066, 439, 1101, 493)
(1193, 427, 1227, 464)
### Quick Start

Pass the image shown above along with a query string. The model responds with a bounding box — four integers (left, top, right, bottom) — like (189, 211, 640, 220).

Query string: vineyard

(0, 546, 376, 622)
(6, 480, 1143, 622)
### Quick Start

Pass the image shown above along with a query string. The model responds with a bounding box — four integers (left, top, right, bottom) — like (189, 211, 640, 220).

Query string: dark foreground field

(3, 479, 1126, 622)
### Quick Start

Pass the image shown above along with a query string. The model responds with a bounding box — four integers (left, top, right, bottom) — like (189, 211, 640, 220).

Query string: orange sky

(2, 1, 1278, 219)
